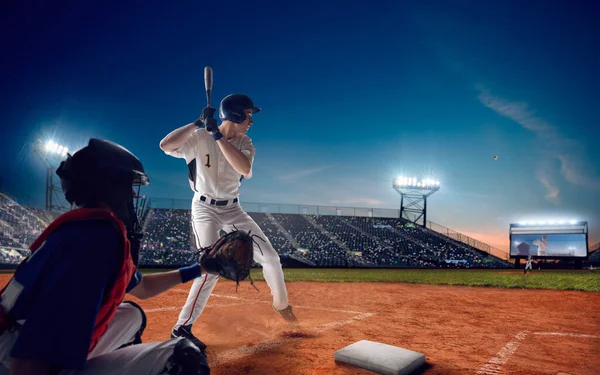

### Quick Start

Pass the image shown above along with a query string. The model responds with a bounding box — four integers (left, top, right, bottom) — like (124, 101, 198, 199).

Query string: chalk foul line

(533, 332, 600, 339)
(145, 302, 246, 313)
(475, 331, 600, 375)
(212, 312, 374, 366)
(475, 331, 528, 375)
(172, 290, 365, 314)
(151, 289, 377, 366)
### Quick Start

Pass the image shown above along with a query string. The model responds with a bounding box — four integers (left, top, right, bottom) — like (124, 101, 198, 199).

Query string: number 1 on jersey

(205, 154, 211, 168)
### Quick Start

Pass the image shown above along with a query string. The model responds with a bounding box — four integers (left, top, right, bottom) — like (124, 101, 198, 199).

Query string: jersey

(0, 209, 139, 370)
(164, 127, 255, 199)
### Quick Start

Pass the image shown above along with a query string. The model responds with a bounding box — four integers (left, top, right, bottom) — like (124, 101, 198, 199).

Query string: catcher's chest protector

(0, 208, 135, 353)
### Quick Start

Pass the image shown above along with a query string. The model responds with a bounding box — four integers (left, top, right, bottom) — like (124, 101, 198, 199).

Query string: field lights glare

(518, 219, 579, 226)
(45, 140, 68, 156)
(394, 176, 440, 187)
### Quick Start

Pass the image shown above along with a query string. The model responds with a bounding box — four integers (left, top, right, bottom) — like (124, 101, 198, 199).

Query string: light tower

(32, 139, 72, 216)
(392, 176, 440, 227)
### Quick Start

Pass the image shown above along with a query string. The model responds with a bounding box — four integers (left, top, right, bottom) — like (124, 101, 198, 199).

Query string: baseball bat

(204, 66, 213, 107)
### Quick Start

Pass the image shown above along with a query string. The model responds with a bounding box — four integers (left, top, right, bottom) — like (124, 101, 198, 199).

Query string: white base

(334, 340, 426, 375)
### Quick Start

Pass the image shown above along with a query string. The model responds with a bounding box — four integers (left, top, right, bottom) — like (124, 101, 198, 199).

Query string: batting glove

(205, 118, 223, 141)
(193, 107, 217, 128)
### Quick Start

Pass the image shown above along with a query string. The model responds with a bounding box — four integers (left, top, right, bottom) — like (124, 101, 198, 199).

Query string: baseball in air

(493, 155, 498, 160)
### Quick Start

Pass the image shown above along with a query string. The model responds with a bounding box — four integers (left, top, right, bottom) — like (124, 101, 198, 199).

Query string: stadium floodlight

(516, 219, 583, 227)
(32, 137, 73, 216)
(393, 175, 441, 190)
(44, 140, 69, 156)
(392, 174, 441, 227)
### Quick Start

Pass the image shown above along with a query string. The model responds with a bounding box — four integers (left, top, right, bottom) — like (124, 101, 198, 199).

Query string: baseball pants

(0, 302, 183, 375)
(174, 198, 289, 330)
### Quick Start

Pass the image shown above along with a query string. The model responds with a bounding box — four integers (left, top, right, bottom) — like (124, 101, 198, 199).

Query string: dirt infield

(3, 274, 599, 374)
(136, 280, 599, 375)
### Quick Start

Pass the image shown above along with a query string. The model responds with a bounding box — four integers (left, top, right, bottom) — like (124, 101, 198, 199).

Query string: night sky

(1, 0, 598, 252)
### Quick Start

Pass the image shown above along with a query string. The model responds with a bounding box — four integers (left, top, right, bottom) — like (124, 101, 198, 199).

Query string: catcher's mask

(56, 138, 150, 265)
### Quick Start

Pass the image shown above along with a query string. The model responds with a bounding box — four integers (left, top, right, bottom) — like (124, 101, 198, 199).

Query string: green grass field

(139, 268, 600, 292)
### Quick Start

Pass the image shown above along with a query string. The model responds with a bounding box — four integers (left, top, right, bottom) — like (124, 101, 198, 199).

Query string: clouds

(456, 229, 508, 254)
(477, 88, 554, 136)
(557, 154, 600, 191)
(329, 198, 385, 207)
(476, 86, 600, 201)
(276, 165, 333, 182)
(537, 173, 560, 205)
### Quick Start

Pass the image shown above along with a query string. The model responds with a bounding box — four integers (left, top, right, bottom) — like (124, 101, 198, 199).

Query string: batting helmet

(56, 138, 150, 265)
(219, 94, 261, 123)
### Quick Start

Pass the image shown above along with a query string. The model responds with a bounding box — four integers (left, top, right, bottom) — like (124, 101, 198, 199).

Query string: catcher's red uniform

(0, 208, 135, 353)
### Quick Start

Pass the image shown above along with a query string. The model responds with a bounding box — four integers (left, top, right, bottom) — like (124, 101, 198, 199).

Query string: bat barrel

(204, 66, 213, 107)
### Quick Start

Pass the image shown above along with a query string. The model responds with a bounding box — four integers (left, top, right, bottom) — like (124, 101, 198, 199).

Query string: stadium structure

(1, 139, 596, 271)
(2, 166, 597, 271)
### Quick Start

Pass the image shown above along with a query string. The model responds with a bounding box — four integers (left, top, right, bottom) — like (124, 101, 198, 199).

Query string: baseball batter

(533, 236, 548, 256)
(160, 94, 297, 350)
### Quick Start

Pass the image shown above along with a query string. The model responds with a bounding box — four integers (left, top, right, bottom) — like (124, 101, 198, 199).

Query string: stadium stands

(0, 193, 53, 264)
(0, 196, 515, 269)
(140, 208, 196, 266)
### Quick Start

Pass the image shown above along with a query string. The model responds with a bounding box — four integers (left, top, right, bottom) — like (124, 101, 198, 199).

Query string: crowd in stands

(0, 196, 520, 269)
(139, 209, 196, 266)
(0, 193, 53, 253)
(268, 213, 356, 267)
(0, 248, 27, 265)
(247, 213, 296, 256)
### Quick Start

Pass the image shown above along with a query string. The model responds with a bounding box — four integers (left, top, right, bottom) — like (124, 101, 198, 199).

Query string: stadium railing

(425, 221, 508, 260)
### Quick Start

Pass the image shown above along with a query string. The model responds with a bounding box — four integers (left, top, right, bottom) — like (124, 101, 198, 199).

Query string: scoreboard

(509, 221, 588, 259)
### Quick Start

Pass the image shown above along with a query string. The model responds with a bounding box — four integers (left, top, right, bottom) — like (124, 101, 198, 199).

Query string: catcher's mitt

(199, 228, 264, 291)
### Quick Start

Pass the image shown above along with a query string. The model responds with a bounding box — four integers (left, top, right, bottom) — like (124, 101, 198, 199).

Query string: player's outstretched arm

(128, 264, 206, 300)
(159, 123, 197, 153)
(216, 139, 252, 177)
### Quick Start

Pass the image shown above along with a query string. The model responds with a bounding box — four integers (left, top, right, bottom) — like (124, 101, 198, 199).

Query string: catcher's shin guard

(273, 305, 298, 325)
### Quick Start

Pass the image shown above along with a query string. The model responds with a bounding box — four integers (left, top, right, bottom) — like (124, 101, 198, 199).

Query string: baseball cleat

(161, 338, 210, 375)
(273, 305, 298, 325)
(171, 325, 207, 352)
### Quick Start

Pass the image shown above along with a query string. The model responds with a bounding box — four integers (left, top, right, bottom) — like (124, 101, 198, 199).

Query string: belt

(200, 195, 238, 207)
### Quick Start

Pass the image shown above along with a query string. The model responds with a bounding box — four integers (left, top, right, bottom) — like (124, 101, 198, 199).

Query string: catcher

(0, 139, 212, 375)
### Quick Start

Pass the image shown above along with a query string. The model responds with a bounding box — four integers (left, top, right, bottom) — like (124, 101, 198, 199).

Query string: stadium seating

(0, 196, 513, 269)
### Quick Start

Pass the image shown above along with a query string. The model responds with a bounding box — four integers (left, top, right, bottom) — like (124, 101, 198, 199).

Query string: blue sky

(1, 0, 599, 252)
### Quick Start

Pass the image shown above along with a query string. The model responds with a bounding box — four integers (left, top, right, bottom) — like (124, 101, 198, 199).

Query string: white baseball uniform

(0, 302, 185, 375)
(524, 257, 533, 273)
(164, 127, 289, 331)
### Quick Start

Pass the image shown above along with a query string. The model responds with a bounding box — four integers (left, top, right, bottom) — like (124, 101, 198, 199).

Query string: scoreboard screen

(509, 221, 588, 258)
(510, 233, 587, 257)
